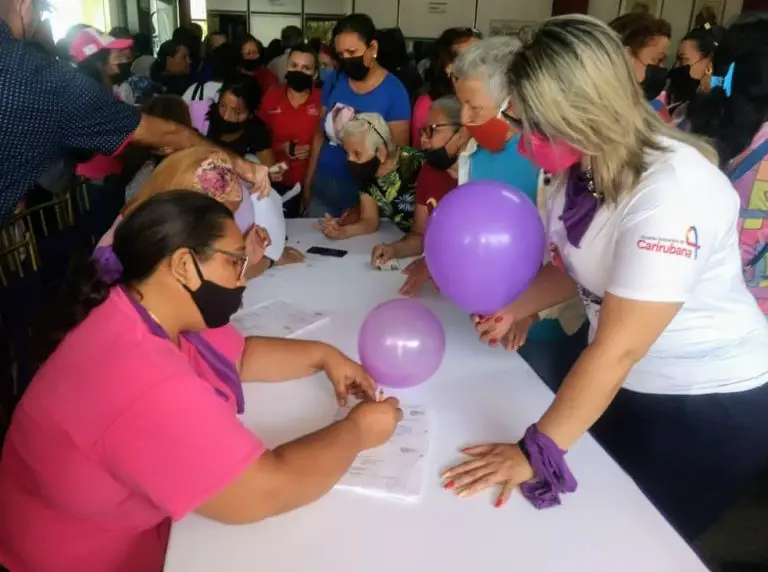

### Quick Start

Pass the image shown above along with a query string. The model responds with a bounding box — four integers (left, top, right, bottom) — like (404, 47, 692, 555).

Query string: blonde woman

(443, 16, 768, 543)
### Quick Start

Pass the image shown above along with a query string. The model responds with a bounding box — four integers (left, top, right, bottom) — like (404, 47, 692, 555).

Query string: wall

(589, 0, 743, 63)
(205, 0, 746, 39)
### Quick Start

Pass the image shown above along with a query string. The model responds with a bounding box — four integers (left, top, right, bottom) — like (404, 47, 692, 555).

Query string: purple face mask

(518, 132, 582, 174)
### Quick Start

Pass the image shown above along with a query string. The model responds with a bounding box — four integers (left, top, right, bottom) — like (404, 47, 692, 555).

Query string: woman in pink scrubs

(0, 191, 402, 572)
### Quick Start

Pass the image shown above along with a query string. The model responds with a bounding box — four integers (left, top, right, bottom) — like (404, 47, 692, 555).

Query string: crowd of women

(1, 7, 768, 572)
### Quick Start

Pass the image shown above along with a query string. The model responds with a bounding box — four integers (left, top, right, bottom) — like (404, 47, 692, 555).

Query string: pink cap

(69, 28, 134, 64)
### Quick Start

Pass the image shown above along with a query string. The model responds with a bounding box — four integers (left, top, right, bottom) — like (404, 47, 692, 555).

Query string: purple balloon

(358, 299, 446, 389)
(424, 181, 545, 316)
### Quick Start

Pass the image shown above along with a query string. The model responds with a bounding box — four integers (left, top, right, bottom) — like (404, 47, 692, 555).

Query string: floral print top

(361, 147, 424, 232)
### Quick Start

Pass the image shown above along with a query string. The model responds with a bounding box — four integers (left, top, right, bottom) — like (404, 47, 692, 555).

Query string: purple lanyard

(122, 287, 246, 414)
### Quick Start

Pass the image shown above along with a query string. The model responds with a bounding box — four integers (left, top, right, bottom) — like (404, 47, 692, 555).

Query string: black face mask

(642, 64, 669, 100)
(424, 146, 457, 171)
(209, 105, 246, 134)
(347, 156, 381, 186)
(667, 65, 701, 105)
(285, 70, 314, 92)
(241, 58, 262, 71)
(111, 61, 133, 85)
(181, 255, 245, 329)
(341, 55, 370, 82)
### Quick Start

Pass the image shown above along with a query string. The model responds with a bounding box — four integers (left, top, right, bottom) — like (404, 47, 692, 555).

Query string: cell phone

(307, 246, 348, 258)
(288, 141, 297, 157)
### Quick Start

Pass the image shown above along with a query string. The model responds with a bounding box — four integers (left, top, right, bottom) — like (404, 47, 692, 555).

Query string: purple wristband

(519, 424, 577, 509)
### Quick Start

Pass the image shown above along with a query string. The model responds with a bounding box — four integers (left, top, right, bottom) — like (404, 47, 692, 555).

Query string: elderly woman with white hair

(319, 112, 424, 246)
(448, 36, 588, 393)
(443, 16, 768, 543)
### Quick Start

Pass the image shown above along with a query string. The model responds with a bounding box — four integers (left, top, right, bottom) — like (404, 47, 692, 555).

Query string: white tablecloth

(164, 220, 707, 572)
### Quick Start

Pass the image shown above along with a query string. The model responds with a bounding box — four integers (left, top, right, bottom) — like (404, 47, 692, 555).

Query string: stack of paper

(333, 405, 431, 502)
(231, 299, 329, 338)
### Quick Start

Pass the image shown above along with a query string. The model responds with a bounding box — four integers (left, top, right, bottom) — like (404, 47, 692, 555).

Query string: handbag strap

(728, 137, 768, 182)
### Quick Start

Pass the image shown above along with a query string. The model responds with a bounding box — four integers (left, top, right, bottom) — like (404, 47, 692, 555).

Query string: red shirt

(259, 86, 322, 187)
(415, 163, 458, 214)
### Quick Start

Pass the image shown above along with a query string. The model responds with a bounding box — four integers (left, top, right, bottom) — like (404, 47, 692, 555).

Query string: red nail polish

(495, 499, 503, 508)
(495, 316, 504, 323)
(444, 481, 455, 490)
(490, 340, 498, 347)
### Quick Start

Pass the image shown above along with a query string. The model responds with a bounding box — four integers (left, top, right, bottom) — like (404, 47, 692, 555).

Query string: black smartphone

(288, 141, 297, 158)
(307, 246, 348, 258)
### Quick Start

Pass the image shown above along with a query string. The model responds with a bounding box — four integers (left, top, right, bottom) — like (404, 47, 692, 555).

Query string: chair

(0, 212, 44, 402)
(18, 190, 82, 287)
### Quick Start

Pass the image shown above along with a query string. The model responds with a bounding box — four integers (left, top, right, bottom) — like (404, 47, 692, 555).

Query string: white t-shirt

(547, 137, 768, 395)
(182, 81, 222, 103)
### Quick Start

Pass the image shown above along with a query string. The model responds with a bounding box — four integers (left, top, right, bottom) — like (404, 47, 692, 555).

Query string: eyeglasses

(201, 247, 250, 282)
(421, 123, 461, 138)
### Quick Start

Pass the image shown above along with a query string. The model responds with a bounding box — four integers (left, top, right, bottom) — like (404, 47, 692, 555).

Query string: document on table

(333, 405, 431, 502)
(231, 299, 329, 338)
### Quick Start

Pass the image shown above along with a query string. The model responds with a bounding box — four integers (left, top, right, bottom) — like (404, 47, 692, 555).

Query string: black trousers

(591, 382, 768, 542)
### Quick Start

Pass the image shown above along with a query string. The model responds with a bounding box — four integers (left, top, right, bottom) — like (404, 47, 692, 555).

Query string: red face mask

(517, 131, 582, 174)
(465, 116, 510, 153)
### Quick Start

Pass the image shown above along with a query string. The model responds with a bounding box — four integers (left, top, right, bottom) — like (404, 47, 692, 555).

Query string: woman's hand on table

(442, 443, 535, 508)
(473, 308, 516, 347)
(399, 257, 432, 297)
(233, 158, 271, 199)
(275, 246, 306, 266)
(319, 215, 348, 240)
(502, 315, 540, 351)
(371, 244, 396, 268)
(322, 348, 378, 405)
(347, 398, 403, 449)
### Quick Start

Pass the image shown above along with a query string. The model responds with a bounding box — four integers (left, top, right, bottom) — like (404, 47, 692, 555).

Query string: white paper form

(333, 405, 431, 502)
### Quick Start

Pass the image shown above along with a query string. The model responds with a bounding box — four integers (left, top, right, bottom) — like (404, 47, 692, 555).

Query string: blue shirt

(317, 71, 411, 184)
(0, 21, 141, 222)
(469, 134, 564, 342)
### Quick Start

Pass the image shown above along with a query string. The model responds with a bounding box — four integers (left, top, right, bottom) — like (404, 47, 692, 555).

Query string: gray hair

(340, 112, 396, 155)
(431, 95, 462, 124)
(452, 36, 522, 106)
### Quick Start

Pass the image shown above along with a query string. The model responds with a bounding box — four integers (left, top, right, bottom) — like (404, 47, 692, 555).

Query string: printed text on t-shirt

(636, 226, 701, 260)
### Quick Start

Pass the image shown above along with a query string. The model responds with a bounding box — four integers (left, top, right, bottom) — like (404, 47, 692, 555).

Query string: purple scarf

(559, 167, 601, 247)
(93, 246, 246, 414)
(519, 424, 578, 509)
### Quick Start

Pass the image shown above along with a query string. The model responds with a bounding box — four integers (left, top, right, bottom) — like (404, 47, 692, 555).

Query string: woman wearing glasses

(371, 97, 467, 275)
(450, 36, 588, 392)
(0, 190, 402, 572)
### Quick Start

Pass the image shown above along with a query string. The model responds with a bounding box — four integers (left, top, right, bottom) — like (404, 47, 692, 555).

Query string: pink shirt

(411, 94, 432, 149)
(0, 288, 265, 572)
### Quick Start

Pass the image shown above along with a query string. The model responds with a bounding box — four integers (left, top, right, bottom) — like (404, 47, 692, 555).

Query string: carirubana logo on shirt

(637, 228, 701, 260)
(685, 226, 701, 259)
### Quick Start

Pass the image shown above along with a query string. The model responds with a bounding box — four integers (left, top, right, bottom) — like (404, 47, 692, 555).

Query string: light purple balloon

(358, 299, 446, 389)
(424, 180, 545, 316)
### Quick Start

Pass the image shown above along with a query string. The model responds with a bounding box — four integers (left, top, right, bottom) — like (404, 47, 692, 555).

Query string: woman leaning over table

(319, 113, 423, 242)
(443, 16, 768, 543)
(0, 191, 402, 572)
